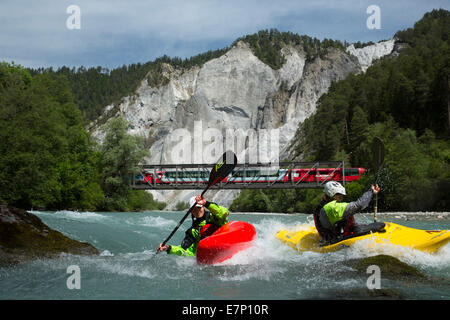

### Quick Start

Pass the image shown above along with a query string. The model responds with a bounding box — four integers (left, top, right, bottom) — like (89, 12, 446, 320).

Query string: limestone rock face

(346, 39, 396, 72)
(277, 48, 361, 158)
(91, 39, 395, 209)
(0, 205, 99, 266)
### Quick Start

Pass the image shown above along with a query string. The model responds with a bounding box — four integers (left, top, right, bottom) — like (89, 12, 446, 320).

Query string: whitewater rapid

(1, 210, 449, 299)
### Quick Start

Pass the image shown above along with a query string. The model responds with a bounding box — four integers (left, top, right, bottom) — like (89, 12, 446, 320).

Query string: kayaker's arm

(167, 244, 196, 257)
(165, 226, 200, 257)
(205, 201, 229, 226)
(342, 189, 374, 219)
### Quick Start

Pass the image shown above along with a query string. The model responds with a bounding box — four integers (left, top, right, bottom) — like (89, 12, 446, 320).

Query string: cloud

(0, 0, 448, 68)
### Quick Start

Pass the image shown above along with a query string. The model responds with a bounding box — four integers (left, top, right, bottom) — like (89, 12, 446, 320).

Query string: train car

(134, 172, 155, 185)
(159, 168, 289, 184)
(160, 170, 212, 184)
(136, 167, 365, 185)
(134, 173, 145, 184)
(227, 168, 289, 183)
(291, 167, 365, 183)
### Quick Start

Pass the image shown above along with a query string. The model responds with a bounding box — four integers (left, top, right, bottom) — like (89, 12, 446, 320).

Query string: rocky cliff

(92, 39, 396, 209)
(346, 39, 395, 72)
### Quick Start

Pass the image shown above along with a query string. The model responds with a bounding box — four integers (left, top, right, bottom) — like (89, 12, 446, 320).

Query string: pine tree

(349, 106, 369, 165)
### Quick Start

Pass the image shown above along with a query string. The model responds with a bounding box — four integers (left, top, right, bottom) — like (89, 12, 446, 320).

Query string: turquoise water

(0, 210, 449, 300)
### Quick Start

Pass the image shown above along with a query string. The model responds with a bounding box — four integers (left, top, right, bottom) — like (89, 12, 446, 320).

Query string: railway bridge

(130, 161, 365, 190)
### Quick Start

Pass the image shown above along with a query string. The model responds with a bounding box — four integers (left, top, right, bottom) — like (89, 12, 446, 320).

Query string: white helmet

(324, 181, 346, 197)
(189, 196, 203, 208)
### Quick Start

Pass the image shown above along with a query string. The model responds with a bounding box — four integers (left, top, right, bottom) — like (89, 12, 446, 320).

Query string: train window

(248, 170, 259, 177)
(260, 170, 280, 176)
(344, 169, 359, 176)
(232, 170, 260, 177)
(165, 171, 209, 178)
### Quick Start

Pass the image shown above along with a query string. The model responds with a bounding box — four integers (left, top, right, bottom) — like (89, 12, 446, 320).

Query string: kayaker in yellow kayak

(314, 181, 385, 246)
(156, 194, 229, 256)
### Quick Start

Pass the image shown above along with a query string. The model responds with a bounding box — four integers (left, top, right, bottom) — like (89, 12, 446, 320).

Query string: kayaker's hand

(372, 184, 381, 194)
(195, 194, 207, 207)
(157, 243, 170, 253)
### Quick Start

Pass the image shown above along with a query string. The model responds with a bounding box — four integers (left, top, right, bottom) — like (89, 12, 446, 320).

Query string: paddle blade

(208, 150, 237, 186)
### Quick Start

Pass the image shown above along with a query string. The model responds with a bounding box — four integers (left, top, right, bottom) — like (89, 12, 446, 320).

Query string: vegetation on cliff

(235, 28, 348, 68)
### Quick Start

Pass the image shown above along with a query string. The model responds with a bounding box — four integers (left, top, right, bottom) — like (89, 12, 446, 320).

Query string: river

(0, 210, 449, 300)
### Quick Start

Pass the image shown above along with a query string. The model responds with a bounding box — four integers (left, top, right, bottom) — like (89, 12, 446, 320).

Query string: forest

(28, 50, 229, 125)
(0, 63, 165, 211)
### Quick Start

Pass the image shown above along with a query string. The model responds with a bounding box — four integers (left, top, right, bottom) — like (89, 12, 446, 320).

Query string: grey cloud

(0, 0, 448, 68)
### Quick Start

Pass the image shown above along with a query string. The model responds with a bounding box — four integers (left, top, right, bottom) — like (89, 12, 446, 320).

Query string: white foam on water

(118, 250, 156, 261)
(100, 250, 114, 257)
(215, 265, 287, 282)
(94, 259, 157, 280)
(220, 218, 301, 265)
(28, 210, 42, 215)
(343, 237, 450, 271)
(138, 216, 177, 229)
(214, 218, 311, 282)
(380, 211, 450, 217)
(216, 216, 450, 282)
(33, 210, 107, 221)
(81, 250, 160, 280)
(221, 214, 315, 277)
(6, 211, 449, 299)
(232, 212, 305, 216)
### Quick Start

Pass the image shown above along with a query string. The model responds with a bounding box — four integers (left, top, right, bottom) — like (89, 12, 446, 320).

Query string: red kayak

(196, 221, 257, 264)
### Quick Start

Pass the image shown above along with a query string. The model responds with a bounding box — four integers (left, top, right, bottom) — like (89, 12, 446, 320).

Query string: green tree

(349, 106, 369, 165)
(0, 62, 103, 210)
(99, 116, 150, 210)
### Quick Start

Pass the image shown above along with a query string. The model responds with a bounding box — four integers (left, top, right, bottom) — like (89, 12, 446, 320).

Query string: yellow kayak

(276, 222, 450, 254)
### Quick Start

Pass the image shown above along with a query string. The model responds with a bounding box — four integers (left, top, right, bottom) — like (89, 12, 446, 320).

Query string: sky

(1, 0, 448, 69)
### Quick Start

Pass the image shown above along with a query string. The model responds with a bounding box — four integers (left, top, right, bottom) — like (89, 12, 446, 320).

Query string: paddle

(157, 150, 237, 252)
(371, 137, 385, 222)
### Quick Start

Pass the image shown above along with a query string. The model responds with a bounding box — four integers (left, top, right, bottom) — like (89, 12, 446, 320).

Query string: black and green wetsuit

(314, 189, 385, 245)
(166, 201, 229, 257)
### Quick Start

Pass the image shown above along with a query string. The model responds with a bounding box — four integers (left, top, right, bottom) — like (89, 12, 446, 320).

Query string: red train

(135, 167, 365, 185)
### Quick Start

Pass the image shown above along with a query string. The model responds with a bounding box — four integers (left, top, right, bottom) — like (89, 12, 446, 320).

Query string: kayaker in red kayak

(157, 194, 229, 256)
(313, 181, 385, 245)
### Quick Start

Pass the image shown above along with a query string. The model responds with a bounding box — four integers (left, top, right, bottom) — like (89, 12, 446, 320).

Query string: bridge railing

(130, 161, 346, 190)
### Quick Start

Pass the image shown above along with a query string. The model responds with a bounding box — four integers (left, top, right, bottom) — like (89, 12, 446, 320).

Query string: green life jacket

(168, 202, 229, 257)
(323, 200, 349, 226)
